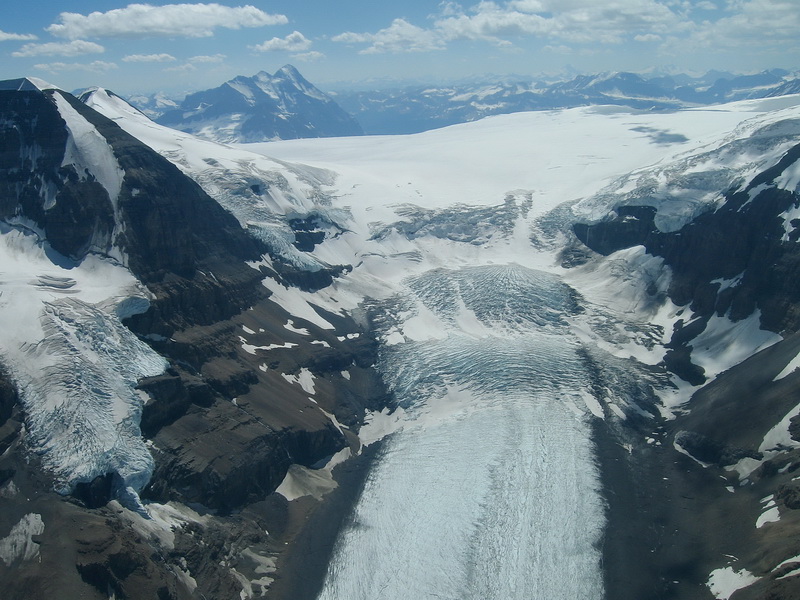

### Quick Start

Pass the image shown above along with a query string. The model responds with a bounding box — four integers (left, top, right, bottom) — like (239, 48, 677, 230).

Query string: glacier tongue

(318, 265, 606, 599)
(0, 226, 166, 497)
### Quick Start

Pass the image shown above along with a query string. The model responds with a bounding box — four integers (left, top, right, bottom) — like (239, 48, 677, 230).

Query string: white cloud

(188, 54, 226, 63)
(164, 63, 197, 73)
(34, 61, 118, 73)
(12, 40, 105, 58)
(251, 31, 312, 52)
(291, 50, 325, 62)
(46, 3, 288, 40)
(438, 1, 466, 17)
(436, 0, 684, 45)
(163, 54, 226, 73)
(332, 0, 799, 57)
(0, 30, 37, 42)
(333, 18, 446, 54)
(334, 1, 687, 53)
(122, 53, 176, 62)
(435, 7, 552, 44)
(665, 0, 800, 51)
(507, 0, 546, 12)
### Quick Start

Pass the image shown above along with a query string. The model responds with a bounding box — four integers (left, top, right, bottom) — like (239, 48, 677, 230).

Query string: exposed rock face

(572, 144, 800, 600)
(0, 88, 109, 256)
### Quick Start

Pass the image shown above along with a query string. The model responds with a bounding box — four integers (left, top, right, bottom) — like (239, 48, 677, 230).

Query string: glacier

(317, 265, 613, 599)
(79, 89, 800, 597)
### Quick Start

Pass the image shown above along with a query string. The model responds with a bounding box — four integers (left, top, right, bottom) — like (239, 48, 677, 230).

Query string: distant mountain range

(329, 68, 800, 134)
(125, 66, 800, 140)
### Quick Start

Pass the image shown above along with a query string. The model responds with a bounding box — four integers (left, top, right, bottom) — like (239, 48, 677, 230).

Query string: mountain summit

(156, 65, 363, 143)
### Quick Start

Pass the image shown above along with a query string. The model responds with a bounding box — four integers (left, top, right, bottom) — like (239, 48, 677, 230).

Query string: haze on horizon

(1, 1, 798, 96)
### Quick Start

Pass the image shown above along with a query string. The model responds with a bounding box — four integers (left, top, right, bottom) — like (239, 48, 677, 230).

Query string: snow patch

(281, 368, 316, 395)
(707, 567, 759, 599)
(0, 514, 45, 566)
(756, 503, 781, 528)
(276, 447, 350, 501)
(53, 93, 125, 217)
(690, 311, 781, 380)
(258, 275, 335, 330)
(284, 319, 310, 335)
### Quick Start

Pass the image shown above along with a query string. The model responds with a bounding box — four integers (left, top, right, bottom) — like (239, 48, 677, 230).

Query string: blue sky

(1, 1, 798, 96)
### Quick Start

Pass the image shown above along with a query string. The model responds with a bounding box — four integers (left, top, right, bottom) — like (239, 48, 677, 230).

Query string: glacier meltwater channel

(318, 264, 609, 600)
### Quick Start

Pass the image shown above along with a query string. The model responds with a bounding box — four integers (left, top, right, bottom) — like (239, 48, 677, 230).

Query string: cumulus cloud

(163, 54, 226, 73)
(46, 3, 287, 39)
(251, 30, 312, 52)
(435, 0, 685, 45)
(0, 30, 37, 42)
(12, 40, 105, 58)
(634, 33, 662, 42)
(291, 50, 325, 62)
(122, 53, 176, 62)
(333, 18, 446, 54)
(332, 0, 800, 58)
(34, 61, 118, 73)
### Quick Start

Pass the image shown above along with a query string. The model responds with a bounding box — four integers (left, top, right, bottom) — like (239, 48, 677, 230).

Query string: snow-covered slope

(253, 96, 800, 272)
(0, 226, 165, 498)
(90, 84, 800, 407)
(1, 80, 379, 600)
(83, 86, 343, 279)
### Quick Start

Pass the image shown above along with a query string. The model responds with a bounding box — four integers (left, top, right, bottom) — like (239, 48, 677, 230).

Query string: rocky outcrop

(574, 143, 800, 383)
(573, 144, 800, 600)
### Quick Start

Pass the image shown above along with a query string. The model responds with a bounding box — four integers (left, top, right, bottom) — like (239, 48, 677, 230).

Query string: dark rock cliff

(574, 143, 800, 383)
